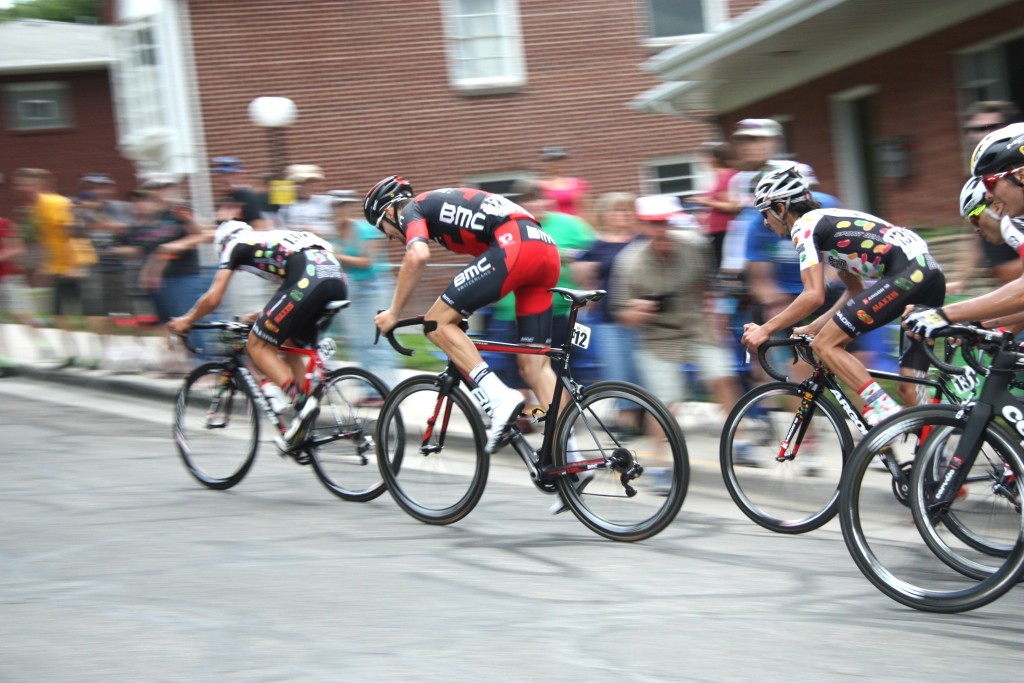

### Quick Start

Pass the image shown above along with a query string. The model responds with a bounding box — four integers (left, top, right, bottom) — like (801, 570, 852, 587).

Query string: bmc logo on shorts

(453, 257, 492, 288)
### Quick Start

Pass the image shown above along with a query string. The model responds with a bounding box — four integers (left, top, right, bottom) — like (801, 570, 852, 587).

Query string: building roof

(631, 0, 1021, 116)
(0, 19, 114, 74)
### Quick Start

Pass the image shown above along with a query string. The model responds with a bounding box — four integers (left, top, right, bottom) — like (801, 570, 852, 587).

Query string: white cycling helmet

(753, 164, 811, 212)
(214, 220, 252, 261)
(959, 177, 988, 219)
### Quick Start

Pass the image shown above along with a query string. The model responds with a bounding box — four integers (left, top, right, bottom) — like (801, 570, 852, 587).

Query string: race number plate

(571, 322, 592, 349)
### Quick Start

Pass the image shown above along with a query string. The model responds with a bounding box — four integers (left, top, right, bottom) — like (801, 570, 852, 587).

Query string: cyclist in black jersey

(907, 123, 1024, 337)
(168, 220, 347, 446)
(741, 165, 945, 426)
(364, 176, 563, 457)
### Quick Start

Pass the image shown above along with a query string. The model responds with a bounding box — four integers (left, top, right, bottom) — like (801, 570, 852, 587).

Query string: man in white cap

(611, 195, 742, 431)
(279, 164, 333, 235)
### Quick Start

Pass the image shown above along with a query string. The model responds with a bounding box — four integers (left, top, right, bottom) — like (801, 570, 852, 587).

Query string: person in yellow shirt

(12, 168, 83, 364)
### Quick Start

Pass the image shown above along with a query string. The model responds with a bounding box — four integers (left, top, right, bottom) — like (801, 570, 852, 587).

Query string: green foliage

(392, 332, 447, 372)
(0, 0, 100, 23)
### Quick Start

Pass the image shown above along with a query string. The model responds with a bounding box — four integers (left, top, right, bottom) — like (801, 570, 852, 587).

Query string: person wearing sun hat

(611, 194, 742, 431)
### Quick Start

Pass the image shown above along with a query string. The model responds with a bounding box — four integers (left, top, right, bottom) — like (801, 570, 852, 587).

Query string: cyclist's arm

(385, 239, 430, 318)
(944, 275, 1024, 325)
(760, 263, 827, 336)
(170, 269, 233, 332)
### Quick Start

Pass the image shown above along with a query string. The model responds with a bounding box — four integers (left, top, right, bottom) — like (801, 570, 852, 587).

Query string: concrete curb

(8, 363, 181, 403)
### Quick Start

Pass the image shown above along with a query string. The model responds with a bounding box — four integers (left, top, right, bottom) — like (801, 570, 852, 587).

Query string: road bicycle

(838, 323, 1024, 613)
(719, 335, 979, 534)
(172, 301, 398, 501)
(374, 287, 689, 542)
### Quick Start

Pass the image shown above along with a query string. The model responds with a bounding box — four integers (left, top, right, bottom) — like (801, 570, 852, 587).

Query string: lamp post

(248, 96, 297, 209)
(248, 96, 297, 179)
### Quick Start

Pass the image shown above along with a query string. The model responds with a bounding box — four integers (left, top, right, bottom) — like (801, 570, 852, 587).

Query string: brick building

(4, 1, 1022, 313)
(0, 20, 136, 208)
(634, 0, 1024, 229)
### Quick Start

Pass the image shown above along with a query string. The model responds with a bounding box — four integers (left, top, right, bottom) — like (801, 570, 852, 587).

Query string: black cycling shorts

(252, 250, 348, 348)
(833, 256, 945, 372)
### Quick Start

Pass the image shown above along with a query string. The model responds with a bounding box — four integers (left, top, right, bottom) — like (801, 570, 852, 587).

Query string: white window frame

(442, 0, 526, 93)
(463, 170, 534, 198)
(644, 0, 724, 47)
(3, 81, 73, 130)
(644, 154, 706, 201)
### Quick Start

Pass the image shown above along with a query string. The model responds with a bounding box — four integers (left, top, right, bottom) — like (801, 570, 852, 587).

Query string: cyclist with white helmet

(906, 123, 1024, 338)
(168, 220, 346, 446)
(741, 165, 945, 426)
(364, 175, 562, 459)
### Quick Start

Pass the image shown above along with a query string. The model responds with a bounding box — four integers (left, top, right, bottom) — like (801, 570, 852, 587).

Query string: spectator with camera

(611, 195, 742, 425)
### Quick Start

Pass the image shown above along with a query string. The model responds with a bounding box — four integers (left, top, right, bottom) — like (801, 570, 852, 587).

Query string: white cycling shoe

(485, 391, 524, 454)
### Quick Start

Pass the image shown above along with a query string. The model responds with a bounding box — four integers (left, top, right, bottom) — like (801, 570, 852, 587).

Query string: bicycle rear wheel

(308, 367, 396, 502)
(720, 382, 851, 533)
(376, 375, 488, 525)
(553, 381, 689, 542)
(839, 405, 1024, 613)
(174, 362, 258, 489)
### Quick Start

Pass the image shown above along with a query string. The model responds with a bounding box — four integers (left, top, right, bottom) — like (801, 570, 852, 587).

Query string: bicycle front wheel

(840, 405, 1024, 613)
(909, 417, 1024, 581)
(376, 375, 488, 525)
(553, 381, 689, 542)
(720, 382, 851, 533)
(308, 367, 395, 502)
(174, 362, 258, 490)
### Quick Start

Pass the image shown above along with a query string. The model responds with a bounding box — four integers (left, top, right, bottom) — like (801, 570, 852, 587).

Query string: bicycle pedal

(529, 406, 547, 424)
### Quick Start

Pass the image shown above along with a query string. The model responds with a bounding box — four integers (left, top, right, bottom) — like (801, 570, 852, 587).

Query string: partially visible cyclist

(168, 220, 347, 447)
(906, 123, 1024, 337)
(366, 177, 561, 457)
(741, 165, 945, 426)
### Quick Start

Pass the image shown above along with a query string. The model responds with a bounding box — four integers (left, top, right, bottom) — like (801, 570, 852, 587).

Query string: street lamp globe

(248, 96, 297, 129)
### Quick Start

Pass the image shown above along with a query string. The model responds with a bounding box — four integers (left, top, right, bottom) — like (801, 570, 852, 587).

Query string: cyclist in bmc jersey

(365, 176, 561, 455)
(169, 221, 347, 446)
(741, 165, 945, 426)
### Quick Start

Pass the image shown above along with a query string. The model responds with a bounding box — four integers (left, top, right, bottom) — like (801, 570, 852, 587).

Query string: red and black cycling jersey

(792, 208, 931, 279)
(219, 229, 334, 282)
(398, 188, 536, 256)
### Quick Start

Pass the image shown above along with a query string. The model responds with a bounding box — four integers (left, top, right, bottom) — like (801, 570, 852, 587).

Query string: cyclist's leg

(430, 249, 524, 450)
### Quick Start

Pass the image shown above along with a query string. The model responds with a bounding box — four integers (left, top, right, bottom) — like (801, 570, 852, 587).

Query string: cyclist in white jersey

(168, 221, 347, 444)
(741, 165, 945, 426)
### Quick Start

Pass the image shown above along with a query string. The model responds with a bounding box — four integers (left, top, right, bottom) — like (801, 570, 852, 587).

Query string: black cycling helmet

(364, 176, 414, 232)
(970, 122, 1024, 176)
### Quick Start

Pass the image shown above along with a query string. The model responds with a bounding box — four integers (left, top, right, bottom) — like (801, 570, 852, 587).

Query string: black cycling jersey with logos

(792, 208, 931, 279)
(220, 229, 334, 282)
(399, 188, 536, 256)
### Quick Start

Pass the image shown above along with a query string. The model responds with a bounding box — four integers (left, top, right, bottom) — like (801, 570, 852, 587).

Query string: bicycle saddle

(550, 287, 607, 306)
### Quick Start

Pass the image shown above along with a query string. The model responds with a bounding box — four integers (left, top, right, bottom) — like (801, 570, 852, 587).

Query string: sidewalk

(0, 322, 726, 438)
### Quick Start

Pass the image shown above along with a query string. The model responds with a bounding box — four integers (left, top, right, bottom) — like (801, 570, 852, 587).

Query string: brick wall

(721, 6, 1014, 232)
(189, 0, 713, 314)
(0, 69, 136, 210)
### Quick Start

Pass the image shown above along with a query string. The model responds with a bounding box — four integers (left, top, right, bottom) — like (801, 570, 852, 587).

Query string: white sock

(477, 368, 513, 404)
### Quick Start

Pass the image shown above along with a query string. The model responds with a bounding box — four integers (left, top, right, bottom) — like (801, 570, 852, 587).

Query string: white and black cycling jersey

(219, 229, 333, 282)
(792, 208, 932, 280)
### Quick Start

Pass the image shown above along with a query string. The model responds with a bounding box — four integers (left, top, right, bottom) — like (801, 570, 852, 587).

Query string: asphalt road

(1, 377, 1021, 682)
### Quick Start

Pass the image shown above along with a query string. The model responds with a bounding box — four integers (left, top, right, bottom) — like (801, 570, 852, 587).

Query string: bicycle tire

(375, 374, 488, 525)
(308, 367, 396, 502)
(908, 416, 1024, 582)
(839, 404, 1024, 613)
(720, 382, 852, 534)
(552, 381, 689, 542)
(173, 361, 258, 490)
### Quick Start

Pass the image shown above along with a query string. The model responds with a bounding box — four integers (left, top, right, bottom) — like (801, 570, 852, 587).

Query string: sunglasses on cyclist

(965, 202, 989, 225)
(981, 167, 1024, 191)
